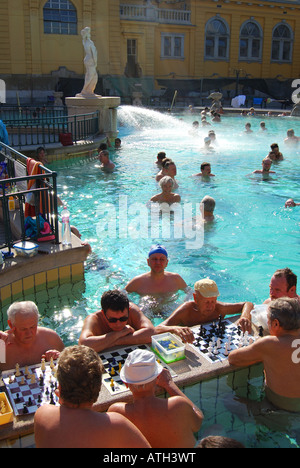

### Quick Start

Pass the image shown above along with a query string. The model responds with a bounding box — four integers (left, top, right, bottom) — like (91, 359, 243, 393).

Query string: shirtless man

(237, 268, 300, 332)
(34, 345, 150, 448)
(78, 289, 155, 352)
(0, 301, 64, 371)
(99, 150, 115, 172)
(252, 157, 275, 175)
(155, 158, 178, 188)
(200, 195, 215, 222)
(229, 298, 300, 412)
(193, 162, 215, 178)
(156, 278, 254, 339)
(125, 245, 187, 296)
(108, 349, 203, 448)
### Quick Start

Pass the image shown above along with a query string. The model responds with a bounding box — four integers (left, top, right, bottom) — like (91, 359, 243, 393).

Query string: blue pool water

(11, 106, 300, 447)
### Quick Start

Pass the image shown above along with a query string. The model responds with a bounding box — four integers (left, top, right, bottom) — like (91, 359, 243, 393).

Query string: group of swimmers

(1, 108, 300, 448)
(1, 259, 300, 447)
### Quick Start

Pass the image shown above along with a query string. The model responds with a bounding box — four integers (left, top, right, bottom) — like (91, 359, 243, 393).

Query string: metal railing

(3, 110, 100, 148)
(0, 143, 59, 253)
(120, 4, 191, 24)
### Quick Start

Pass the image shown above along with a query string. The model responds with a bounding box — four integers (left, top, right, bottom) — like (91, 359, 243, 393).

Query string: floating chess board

(191, 318, 255, 364)
(99, 344, 177, 396)
(2, 361, 58, 416)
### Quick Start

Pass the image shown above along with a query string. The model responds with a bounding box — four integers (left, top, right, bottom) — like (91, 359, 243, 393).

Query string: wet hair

(273, 268, 297, 290)
(157, 151, 166, 160)
(57, 345, 103, 406)
(201, 195, 215, 212)
(101, 290, 129, 313)
(270, 143, 279, 150)
(159, 175, 174, 188)
(201, 162, 211, 171)
(161, 158, 174, 169)
(268, 297, 300, 330)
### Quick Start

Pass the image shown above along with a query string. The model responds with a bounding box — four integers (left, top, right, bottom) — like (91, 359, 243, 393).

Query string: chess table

(0, 315, 259, 442)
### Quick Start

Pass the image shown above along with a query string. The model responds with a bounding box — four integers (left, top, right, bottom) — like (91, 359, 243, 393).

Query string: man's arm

(217, 301, 254, 332)
(158, 302, 192, 327)
(156, 369, 203, 432)
(154, 324, 194, 343)
(228, 336, 268, 367)
(114, 304, 155, 346)
(78, 315, 134, 352)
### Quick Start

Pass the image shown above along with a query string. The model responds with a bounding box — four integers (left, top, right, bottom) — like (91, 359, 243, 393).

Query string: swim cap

(148, 244, 168, 258)
(194, 278, 220, 298)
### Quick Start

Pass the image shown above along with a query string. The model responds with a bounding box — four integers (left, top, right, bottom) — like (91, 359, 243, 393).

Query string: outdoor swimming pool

(7, 106, 300, 447)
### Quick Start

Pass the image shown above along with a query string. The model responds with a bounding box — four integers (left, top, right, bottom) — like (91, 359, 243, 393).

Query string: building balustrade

(120, 3, 191, 24)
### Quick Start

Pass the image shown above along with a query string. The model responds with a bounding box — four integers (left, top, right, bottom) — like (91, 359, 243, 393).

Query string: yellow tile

(11, 280, 23, 299)
(23, 275, 35, 294)
(34, 272, 47, 292)
(0, 285, 11, 304)
(71, 263, 84, 281)
(47, 268, 59, 288)
(59, 266, 71, 284)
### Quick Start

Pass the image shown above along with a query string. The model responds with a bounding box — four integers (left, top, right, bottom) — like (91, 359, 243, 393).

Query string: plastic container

(8, 196, 15, 211)
(61, 206, 72, 246)
(0, 392, 13, 425)
(151, 333, 185, 364)
(13, 241, 39, 257)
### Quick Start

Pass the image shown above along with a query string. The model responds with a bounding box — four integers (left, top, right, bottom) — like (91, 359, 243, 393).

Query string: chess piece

(15, 363, 21, 377)
(41, 358, 46, 371)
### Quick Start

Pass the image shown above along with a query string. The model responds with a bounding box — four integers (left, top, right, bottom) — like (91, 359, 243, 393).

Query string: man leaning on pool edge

(79, 289, 155, 352)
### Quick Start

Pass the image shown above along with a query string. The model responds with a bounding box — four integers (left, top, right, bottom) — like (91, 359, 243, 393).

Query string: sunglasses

(105, 315, 129, 323)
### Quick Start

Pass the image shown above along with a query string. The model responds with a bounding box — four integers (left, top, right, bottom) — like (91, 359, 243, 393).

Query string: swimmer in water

(193, 162, 215, 178)
(99, 150, 115, 172)
(252, 157, 275, 175)
(150, 176, 181, 205)
(125, 245, 187, 296)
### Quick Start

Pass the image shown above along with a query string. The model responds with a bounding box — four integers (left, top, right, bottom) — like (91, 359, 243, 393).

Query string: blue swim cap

(148, 244, 168, 258)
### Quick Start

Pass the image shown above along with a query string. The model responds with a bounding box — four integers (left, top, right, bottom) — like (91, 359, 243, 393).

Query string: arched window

(43, 0, 77, 35)
(239, 21, 262, 60)
(205, 18, 229, 60)
(271, 23, 293, 62)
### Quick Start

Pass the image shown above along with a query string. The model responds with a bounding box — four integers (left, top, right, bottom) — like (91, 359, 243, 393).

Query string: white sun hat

(120, 349, 163, 385)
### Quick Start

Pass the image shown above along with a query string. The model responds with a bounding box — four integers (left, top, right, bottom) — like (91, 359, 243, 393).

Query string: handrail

(0, 143, 59, 253)
(4, 110, 100, 148)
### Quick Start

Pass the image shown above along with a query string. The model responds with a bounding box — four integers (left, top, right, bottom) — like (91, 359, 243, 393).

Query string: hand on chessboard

(42, 349, 61, 362)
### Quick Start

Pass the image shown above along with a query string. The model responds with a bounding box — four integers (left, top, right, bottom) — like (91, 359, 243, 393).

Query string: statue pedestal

(65, 95, 121, 141)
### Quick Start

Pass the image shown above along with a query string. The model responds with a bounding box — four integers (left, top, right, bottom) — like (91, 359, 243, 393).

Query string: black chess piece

(23, 403, 29, 414)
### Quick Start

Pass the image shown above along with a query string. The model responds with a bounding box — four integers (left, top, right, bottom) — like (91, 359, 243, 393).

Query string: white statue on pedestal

(76, 27, 100, 98)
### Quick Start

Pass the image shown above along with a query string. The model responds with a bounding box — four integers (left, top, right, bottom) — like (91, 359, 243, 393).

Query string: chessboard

(99, 344, 177, 396)
(2, 359, 58, 417)
(190, 316, 255, 364)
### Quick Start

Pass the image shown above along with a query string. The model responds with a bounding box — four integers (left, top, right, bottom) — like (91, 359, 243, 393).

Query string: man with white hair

(108, 349, 203, 448)
(0, 301, 64, 371)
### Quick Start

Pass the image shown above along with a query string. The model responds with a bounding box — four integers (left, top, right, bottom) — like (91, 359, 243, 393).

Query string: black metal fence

(1, 106, 100, 148)
(0, 143, 59, 253)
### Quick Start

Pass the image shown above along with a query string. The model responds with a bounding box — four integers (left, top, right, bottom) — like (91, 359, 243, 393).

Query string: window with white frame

(161, 33, 184, 59)
(239, 21, 262, 61)
(205, 18, 229, 60)
(271, 23, 293, 62)
(43, 0, 77, 35)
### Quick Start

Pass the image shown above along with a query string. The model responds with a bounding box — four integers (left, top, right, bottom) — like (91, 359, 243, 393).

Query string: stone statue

(77, 27, 100, 98)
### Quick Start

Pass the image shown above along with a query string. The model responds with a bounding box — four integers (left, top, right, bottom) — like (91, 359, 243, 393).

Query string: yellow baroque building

(1, 0, 300, 104)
